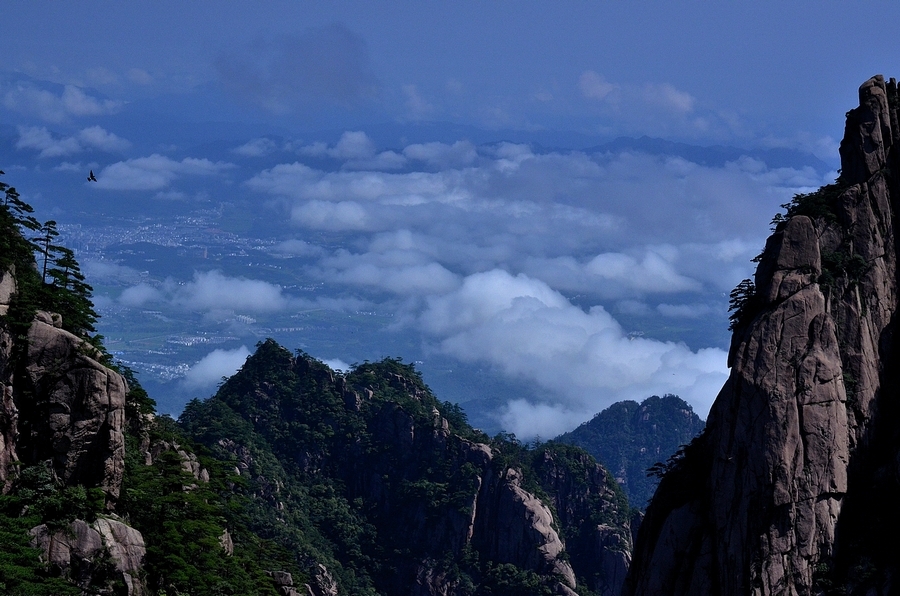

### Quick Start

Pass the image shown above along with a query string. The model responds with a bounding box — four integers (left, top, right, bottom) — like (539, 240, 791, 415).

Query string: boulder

(30, 517, 146, 595)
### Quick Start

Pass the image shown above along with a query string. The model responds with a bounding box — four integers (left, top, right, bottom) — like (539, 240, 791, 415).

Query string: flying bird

(87, 170, 97, 182)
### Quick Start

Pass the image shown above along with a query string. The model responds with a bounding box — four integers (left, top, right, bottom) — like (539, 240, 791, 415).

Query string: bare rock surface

(0, 266, 15, 316)
(624, 75, 900, 595)
(30, 517, 146, 595)
(19, 312, 127, 498)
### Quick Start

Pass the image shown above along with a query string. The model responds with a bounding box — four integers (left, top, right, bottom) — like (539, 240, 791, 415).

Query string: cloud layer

(237, 135, 829, 435)
(17, 125, 130, 157)
(3, 81, 124, 122)
(120, 270, 292, 314)
(420, 270, 727, 437)
(182, 346, 252, 390)
(96, 155, 235, 190)
(97, 131, 831, 439)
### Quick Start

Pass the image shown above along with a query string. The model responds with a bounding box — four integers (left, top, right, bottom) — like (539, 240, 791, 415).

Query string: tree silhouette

(34, 220, 63, 283)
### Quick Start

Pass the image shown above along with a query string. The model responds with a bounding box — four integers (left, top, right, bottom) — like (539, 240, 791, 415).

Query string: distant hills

(586, 135, 831, 173)
(555, 394, 705, 508)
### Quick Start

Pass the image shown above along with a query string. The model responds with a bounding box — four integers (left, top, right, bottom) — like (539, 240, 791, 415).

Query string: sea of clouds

(73, 129, 833, 438)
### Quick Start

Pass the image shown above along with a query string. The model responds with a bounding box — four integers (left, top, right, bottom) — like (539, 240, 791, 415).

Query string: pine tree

(34, 220, 62, 283)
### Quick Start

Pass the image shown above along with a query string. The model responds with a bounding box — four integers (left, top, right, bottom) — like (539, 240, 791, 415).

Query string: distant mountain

(587, 135, 833, 173)
(554, 395, 705, 509)
(179, 341, 636, 596)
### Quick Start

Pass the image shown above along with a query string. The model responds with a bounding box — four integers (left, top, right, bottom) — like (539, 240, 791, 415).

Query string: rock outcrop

(1, 272, 128, 499)
(0, 268, 18, 492)
(624, 75, 900, 595)
(555, 394, 705, 508)
(13, 311, 127, 499)
(30, 517, 146, 595)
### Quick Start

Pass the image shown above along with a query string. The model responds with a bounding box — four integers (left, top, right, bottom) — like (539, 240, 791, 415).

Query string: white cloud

(403, 140, 478, 169)
(78, 126, 131, 152)
(120, 283, 163, 307)
(419, 270, 728, 438)
(233, 137, 279, 157)
(322, 358, 351, 372)
(317, 249, 461, 296)
(3, 82, 124, 122)
(16, 127, 81, 157)
(118, 271, 292, 315)
(54, 161, 83, 172)
(299, 131, 406, 170)
(96, 154, 235, 190)
(172, 270, 290, 313)
(335, 131, 379, 160)
(271, 239, 325, 257)
(128, 68, 155, 85)
(644, 82, 696, 114)
(521, 247, 701, 299)
(575, 74, 739, 138)
(656, 302, 714, 318)
(578, 70, 617, 100)
(82, 260, 145, 285)
(182, 346, 252, 389)
(291, 200, 370, 230)
(237, 141, 827, 438)
(403, 84, 435, 120)
(16, 125, 130, 158)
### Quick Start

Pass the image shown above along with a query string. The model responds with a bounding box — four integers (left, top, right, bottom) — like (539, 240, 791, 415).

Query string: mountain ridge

(555, 394, 705, 509)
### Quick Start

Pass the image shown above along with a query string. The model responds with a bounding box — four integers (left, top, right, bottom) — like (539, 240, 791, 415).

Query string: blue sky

(3, 1, 900, 437)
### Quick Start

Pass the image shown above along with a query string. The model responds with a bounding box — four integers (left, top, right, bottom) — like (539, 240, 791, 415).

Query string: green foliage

(13, 462, 107, 530)
(177, 340, 612, 595)
(0, 176, 628, 595)
(555, 395, 705, 508)
(778, 182, 847, 226)
(0, 496, 81, 596)
(118, 418, 286, 596)
(819, 248, 869, 289)
(728, 278, 763, 331)
(0, 460, 110, 594)
(0, 174, 99, 340)
(479, 562, 556, 596)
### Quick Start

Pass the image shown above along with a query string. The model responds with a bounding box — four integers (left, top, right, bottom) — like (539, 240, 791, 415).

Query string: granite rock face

(624, 75, 900, 595)
(0, 290, 127, 499)
(30, 517, 146, 595)
(0, 273, 18, 492)
(17, 311, 127, 499)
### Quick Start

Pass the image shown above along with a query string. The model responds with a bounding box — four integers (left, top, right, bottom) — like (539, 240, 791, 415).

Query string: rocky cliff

(0, 300, 127, 500)
(0, 262, 144, 593)
(624, 75, 900, 595)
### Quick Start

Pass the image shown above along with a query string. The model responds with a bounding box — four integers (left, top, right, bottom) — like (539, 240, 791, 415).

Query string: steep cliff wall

(0, 260, 142, 593)
(0, 308, 127, 499)
(624, 75, 900, 596)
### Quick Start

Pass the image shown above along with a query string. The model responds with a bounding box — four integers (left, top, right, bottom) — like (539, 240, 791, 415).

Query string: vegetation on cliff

(555, 395, 705, 508)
